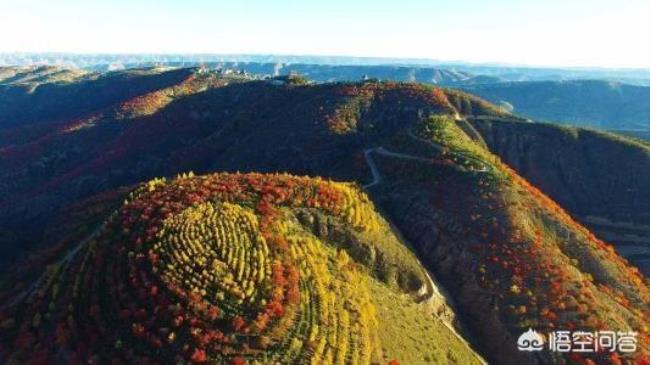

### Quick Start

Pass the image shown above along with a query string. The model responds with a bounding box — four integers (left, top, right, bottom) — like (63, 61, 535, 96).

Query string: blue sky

(1, 0, 649, 68)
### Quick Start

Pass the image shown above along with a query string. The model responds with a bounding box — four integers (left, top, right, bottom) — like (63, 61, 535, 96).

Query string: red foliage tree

(190, 348, 207, 363)
(230, 357, 246, 365)
(232, 316, 246, 332)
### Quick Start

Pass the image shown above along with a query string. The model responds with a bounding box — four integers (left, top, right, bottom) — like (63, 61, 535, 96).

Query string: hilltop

(0, 67, 649, 363)
(0, 173, 483, 364)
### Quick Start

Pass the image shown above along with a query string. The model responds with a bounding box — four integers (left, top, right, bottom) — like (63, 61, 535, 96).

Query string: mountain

(467, 120, 650, 276)
(461, 80, 650, 130)
(0, 67, 648, 364)
(0, 65, 88, 85)
(0, 66, 201, 129)
(5, 60, 650, 133)
(0, 172, 484, 364)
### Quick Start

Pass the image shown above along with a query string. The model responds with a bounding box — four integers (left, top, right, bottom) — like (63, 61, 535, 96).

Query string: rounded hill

(0, 172, 483, 364)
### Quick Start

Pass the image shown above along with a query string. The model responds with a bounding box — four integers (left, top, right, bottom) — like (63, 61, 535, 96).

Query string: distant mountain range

(462, 80, 650, 131)
(3, 54, 650, 133)
(3, 53, 650, 83)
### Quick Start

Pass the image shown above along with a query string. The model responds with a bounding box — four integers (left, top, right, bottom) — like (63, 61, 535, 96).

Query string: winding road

(362, 117, 490, 363)
(363, 147, 438, 188)
(421, 269, 488, 365)
(362, 125, 492, 189)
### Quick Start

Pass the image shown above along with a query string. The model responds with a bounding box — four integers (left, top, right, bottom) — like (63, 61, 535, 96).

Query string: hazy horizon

(4, 52, 650, 71)
(1, 0, 649, 69)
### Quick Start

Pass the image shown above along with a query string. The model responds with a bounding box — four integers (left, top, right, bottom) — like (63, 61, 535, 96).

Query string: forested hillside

(1, 67, 648, 364)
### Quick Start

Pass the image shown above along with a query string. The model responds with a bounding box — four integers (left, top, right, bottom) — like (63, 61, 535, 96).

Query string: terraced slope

(0, 173, 483, 364)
